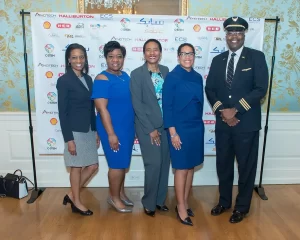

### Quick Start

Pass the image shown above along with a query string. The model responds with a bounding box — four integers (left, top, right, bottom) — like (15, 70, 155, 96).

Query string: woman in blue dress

(162, 43, 204, 226)
(91, 41, 134, 213)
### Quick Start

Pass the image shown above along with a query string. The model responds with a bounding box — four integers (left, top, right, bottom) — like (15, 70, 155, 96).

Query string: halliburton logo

(58, 14, 94, 18)
(210, 17, 226, 21)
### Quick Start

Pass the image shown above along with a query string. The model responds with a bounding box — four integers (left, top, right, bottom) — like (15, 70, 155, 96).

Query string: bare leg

(184, 168, 194, 209)
(70, 167, 88, 211)
(175, 169, 189, 219)
(68, 164, 98, 199)
(108, 168, 126, 208)
(120, 174, 128, 200)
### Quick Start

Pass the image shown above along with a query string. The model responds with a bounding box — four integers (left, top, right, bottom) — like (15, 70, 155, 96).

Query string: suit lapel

(222, 51, 229, 87)
(142, 63, 156, 97)
(70, 69, 90, 93)
(232, 47, 248, 87)
(83, 75, 92, 93)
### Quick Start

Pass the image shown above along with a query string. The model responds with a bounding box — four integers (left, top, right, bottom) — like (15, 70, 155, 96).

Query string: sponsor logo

(193, 24, 201, 32)
(132, 47, 143, 52)
(44, 44, 55, 57)
(206, 138, 215, 144)
(205, 112, 214, 115)
(214, 37, 225, 41)
(42, 110, 58, 114)
(47, 92, 57, 104)
(186, 16, 208, 21)
(43, 21, 51, 29)
(194, 66, 205, 70)
(194, 46, 202, 59)
(58, 73, 64, 77)
(50, 118, 58, 125)
(58, 14, 94, 18)
(35, 13, 56, 18)
(120, 18, 131, 31)
(38, 63, 58, 68)
(90, 23, 107, 29)
(163, 47, 176, 52)
(135, 38, 168, 42)
(62, 44, 89, 51)
(47, 138, 57, 150)
(45, 71, 53, 78)
(48, 33, 59, 38)
(145, 28, 163, 33)
(101, 63, 107, 68)
(174, 18, 184, 31)
(99, 45, 104, 58)
(111, 36, 131, 42)
(138, 18, 164, 25)
(75, 23, 84, 29)
(204, 120, 216, 124)
(249, 18, 260, 22)
(89, 65, 96, 68)
(209, 129, 216, 133)
(64, 34, 85, 38)
(175, 37, 187, 42)
(198, 36, 208, 41)
(56, 23, 71, 28)
(210, 17, 227, 21)
(210, 47, 226, 54)
(100, 14, 113, 20)
(206, 26, 221, 31)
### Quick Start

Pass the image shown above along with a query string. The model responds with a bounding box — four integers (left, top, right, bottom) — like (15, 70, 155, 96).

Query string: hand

(220, 108, 237, 120)
(223, 116, 240, 127)
(171, 135, 182, 150)
(108, 134, 120, 152)
(68, 140, 77, 156)
(96, 134, 100, 149)
(150, 130, 161, 146)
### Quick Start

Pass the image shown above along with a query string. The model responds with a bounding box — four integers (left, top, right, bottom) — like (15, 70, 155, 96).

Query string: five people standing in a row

(56, 16, 268, 225)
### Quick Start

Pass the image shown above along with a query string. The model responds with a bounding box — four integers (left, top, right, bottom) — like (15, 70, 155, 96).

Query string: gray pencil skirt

(64, 129, 99, 167)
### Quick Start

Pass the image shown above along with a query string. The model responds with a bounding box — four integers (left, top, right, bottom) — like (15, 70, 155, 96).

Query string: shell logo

(45, 71, 53, 78)
(50, 118, 58, 125)
(43, 21, 51, 29)
(193, 24, 201, 32)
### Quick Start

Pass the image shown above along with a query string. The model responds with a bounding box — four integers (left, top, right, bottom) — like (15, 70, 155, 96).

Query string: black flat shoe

(211, 204, 230, 216)
(63, 194, 73, 205)
(156, 205, 169, 211)
(144, 207, 155, 217)
(175, 206, 193, 226)
(71, 204, 93, 216)
(187, 208, 195, 217)
(229, 210, 246, 223)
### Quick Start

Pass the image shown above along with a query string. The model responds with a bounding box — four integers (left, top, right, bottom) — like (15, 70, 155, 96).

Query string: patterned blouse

(149, 71, 164, 113)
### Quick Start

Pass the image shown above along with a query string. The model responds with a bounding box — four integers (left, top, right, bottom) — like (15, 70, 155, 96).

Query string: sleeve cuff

(212, 101, 224, 113)
(235, 98, 251, 114)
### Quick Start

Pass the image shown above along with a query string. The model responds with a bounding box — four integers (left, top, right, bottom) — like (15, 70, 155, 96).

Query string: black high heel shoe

(187, 208, 195, 217)
(62, 195, 73, 205)
(144, 207, 155, 217)
(71, 204, 93, 216)
(175, 206, 193, 226)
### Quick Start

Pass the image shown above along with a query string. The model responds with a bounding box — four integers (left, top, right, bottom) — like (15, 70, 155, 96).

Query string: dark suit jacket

(205, 47, 269, 132)
(56, 70, 96, 142)
(130, 63, 169, 134)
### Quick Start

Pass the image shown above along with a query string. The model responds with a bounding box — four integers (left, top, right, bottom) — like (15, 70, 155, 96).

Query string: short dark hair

(177, 43, 195, 56)
(143, 39, 162, 53)
(104, 41, 126, 58)
(65, 43, 89, 74)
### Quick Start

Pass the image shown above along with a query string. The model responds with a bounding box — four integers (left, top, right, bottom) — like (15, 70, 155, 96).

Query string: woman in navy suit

(162, 43, 204, 226)
(57, 43, 99, 216)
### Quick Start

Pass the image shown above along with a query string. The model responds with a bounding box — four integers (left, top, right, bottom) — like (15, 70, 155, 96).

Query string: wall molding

(0, 112, 299, 187)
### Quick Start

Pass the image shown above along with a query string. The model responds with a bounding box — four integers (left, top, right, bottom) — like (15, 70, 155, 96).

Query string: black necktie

(226, 52, 236, 89)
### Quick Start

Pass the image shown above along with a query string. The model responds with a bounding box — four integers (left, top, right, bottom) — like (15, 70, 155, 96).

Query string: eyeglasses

(179, 52, 195, 57)
(226, 31, 244, 37)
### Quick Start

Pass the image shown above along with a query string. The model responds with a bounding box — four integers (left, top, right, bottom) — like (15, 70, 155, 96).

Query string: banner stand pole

(20, 9, 45, 204)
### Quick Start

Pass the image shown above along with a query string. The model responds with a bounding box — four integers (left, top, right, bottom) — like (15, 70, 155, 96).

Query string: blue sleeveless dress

(91, 71, 135, 169)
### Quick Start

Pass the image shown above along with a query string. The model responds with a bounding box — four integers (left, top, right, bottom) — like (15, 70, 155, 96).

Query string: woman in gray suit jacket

(130, 39, 170, 217)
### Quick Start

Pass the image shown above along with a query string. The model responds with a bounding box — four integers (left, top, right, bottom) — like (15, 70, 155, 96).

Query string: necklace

(106, 70, 124, 81)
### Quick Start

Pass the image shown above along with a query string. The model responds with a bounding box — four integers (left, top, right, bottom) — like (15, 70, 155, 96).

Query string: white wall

(0, 112, 299, 187)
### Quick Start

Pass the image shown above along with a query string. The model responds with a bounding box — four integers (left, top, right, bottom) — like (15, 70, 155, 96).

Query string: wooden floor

(1, 185, 300, 240)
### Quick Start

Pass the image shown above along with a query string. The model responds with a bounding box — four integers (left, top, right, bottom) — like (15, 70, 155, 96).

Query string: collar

(229, 45, 244, 57)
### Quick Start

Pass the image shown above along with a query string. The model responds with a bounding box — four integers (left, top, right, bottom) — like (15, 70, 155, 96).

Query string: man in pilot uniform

(205, 16, 269, 223)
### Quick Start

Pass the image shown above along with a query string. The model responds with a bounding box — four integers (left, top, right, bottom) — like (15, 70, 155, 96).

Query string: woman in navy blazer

(162, 43, 205, 226)
(57, 43, 99, 216)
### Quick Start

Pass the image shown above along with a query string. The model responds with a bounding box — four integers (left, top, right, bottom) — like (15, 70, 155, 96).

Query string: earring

(68, 62, 71, 66)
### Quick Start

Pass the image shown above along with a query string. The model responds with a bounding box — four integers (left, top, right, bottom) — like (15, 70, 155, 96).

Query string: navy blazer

(205, 47, 269, 132)
(56, 70, 96, 142)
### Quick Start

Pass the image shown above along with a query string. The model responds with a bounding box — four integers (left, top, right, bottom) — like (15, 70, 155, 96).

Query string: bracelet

(171, 133, 178, 138)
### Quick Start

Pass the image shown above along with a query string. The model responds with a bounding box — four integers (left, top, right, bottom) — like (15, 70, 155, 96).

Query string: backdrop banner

(31, 13, 264, 155)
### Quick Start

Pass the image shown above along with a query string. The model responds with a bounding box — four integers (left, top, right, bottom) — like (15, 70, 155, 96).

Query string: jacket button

(229, 95, 232, 98)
